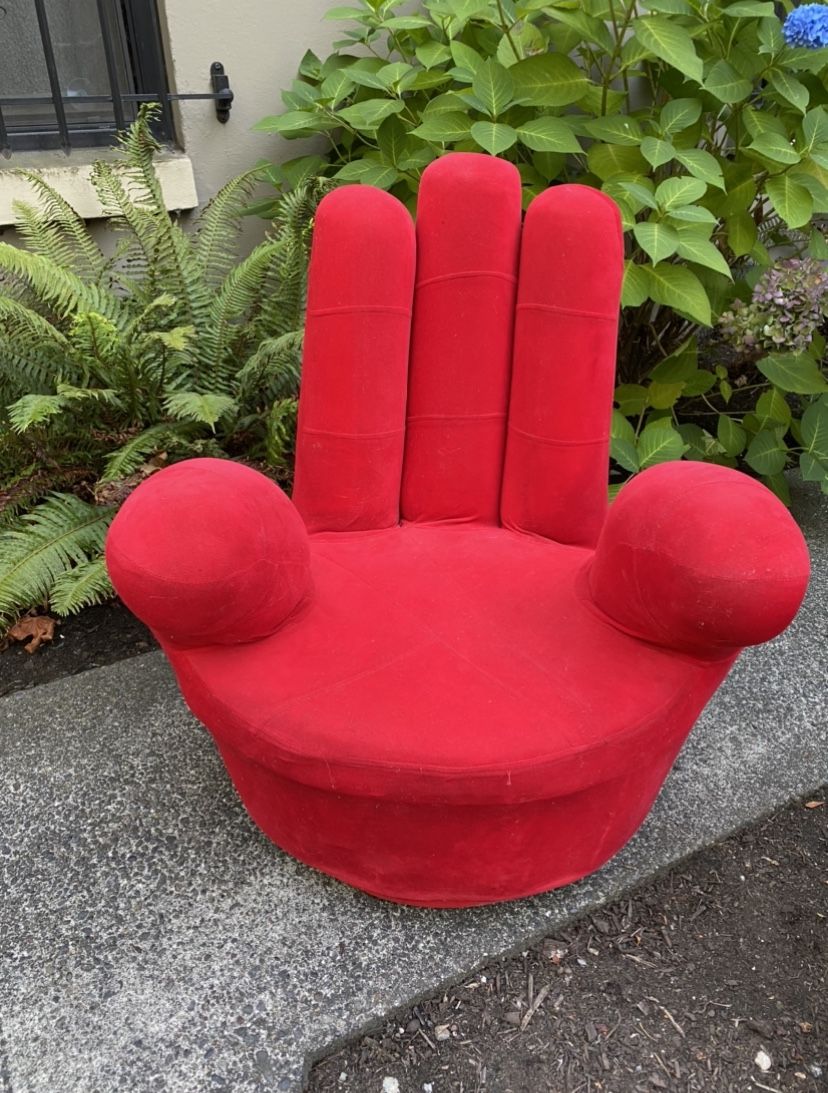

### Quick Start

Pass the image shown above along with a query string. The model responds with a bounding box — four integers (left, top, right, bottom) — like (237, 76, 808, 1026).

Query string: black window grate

(0, 0, 232, 157)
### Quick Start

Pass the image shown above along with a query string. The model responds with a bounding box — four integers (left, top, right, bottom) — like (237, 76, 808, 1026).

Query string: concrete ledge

(0, 481, 824, 1092)
(0, 152, 198, 225)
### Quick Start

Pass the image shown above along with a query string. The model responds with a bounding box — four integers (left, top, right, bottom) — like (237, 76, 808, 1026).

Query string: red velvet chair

(106, 154, 810, 907)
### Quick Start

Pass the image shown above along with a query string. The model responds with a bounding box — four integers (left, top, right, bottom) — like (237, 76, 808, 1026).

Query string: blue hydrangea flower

(783, 4, 828, 48)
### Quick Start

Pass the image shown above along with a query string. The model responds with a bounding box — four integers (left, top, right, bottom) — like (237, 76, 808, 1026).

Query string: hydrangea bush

(719, 258, 828, 356)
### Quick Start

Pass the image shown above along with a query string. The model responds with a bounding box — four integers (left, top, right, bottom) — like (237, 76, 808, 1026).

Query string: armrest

(105, 458, 311, 647)
(587, 462, 810, 658)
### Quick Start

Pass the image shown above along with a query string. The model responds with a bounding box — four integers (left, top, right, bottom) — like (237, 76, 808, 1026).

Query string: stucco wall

(160, 0, 340, 243)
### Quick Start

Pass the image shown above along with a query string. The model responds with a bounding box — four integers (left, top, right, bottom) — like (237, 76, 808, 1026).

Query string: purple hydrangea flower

(783, 4, 828, 48)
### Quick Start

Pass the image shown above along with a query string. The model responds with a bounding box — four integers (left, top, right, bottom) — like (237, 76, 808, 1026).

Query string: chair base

(215, 738, 682, 907)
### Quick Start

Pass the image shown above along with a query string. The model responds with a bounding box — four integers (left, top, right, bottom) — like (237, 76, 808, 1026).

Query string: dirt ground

(0, 601, 156, 697)
(309, 792, 827, 1093)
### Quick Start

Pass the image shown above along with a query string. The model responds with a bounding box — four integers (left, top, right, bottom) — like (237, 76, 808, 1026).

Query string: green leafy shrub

(608, 322, 828, 504)
(255, 0, 828, 500)
(255, 0, 828, 380)
(0, 106, 330, 627)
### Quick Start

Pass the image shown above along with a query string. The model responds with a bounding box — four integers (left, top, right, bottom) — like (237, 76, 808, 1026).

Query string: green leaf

(336, 98, 405, 129)
(516, 117, 581, 153)
(470, 121, 518, 155)
(377, 115, 411, 166)
(648, 263, 712, 324)
(723, 1, 775, 14)
(641, 137, 676, 168)
(638, 420, 687, 468)
(618, 180, 659, 209)
(768, 69, 809, 114)
(755, 388, 791, 428)
(757, 353, 828, 393)
(801, 397, 828, 459)
(655, 175, 707, 209)
(748, 133, 801, 165)
(745, 428, 788, 475)
(717, 414, 747, 456)
(726, 212, 757, 257)
(802, 106, 828, 153)
(762, 472, 792, 505)
(510, 54, 588, 107)
(616, 384, 651, 418)
(666, 203, 718, 224)
(648, 380, 685, 408)
(610, 410, 640, 471)
(416, 40, 451, 69)
(410, 112, 473, 143)
(674, 227, 733, 277)
(660, 97, 702, 135)
(334, 159, 401, 188)
(588, 144, 647, 181)
(704, 60, 753, 103)
(252, 110, 325, 134)
(634, 221, 680, 264)
(799, 451, 828, 483)
(449, 40, 484, 79)
(622, 261, 651, 306)
(633, 17, 704, 83)
(674, 148, 725, 189)
(583, 116, 643, 145)
(471, 58, 514, 118)
(764, 173, 813, 228)
(650, 338, 698, 382)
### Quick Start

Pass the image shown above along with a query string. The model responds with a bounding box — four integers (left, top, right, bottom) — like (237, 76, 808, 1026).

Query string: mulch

(309, 792, 827, 1093)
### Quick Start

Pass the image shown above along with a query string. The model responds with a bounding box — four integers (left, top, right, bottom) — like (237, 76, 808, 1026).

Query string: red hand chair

(106, 154, 809, 907)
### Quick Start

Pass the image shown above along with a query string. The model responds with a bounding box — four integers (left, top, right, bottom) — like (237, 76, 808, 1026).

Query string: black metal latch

(169, 62, 234, 123)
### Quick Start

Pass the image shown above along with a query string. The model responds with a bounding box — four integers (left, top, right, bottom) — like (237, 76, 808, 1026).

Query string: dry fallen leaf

(6, 614, 56, 653)
(805, 801, 825, 809)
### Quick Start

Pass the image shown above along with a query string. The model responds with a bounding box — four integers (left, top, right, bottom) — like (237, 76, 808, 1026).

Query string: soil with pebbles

(309, 792, 827, 1093)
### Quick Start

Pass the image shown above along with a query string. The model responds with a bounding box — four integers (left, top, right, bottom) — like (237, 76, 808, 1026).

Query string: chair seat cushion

(170, 524, 732, 805)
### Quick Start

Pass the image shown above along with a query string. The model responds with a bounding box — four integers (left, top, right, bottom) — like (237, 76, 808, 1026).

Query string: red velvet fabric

(105, 153, 810, 907)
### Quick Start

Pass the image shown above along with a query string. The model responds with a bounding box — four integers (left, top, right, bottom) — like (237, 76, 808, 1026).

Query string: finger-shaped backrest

(292, 186, 416, 532)
(500, 186, 623, 547)
(400, 154, 522, 525)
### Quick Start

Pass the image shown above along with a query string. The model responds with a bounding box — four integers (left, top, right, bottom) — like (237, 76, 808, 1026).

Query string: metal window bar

(0, 2, 232, 157)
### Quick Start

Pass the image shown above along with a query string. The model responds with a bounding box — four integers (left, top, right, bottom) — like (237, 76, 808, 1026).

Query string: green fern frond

(50, 557, 114, 616)
(193, 168, 261, 287)
(205, 243, 280, 380)
(13, 170, 106, 281)
(100, 423, 189, 481)
(7, 393, 66, 432)
(0, 493, 114, 625)
(164, 391, 238, 429)
(265, 397, 298, 470)
(0, 243, 124, 325)
(238, 331, 303, 398)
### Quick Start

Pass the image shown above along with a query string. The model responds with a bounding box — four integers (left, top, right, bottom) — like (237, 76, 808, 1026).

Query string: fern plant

(0, 105, 331, 628)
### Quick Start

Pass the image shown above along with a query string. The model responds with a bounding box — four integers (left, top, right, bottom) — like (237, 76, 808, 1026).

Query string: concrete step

(1, 480, 825, 1093)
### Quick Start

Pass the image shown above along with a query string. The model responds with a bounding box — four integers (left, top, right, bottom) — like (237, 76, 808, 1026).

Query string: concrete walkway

(1, 482, 825, 1093)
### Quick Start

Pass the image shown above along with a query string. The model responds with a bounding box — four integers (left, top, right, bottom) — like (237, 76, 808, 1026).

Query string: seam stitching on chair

(301, 426, 404, 441)
(508, 425, 607, 447)
(416, 270, 518, 290)
(407, 412, 506, 425)
(516, 302, 617, 321)
(307, 304, 411, 317)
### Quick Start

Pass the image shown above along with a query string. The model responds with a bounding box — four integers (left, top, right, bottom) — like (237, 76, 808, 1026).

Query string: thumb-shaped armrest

(587, 462, 810, 658)
(106, 458, 311, 647)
